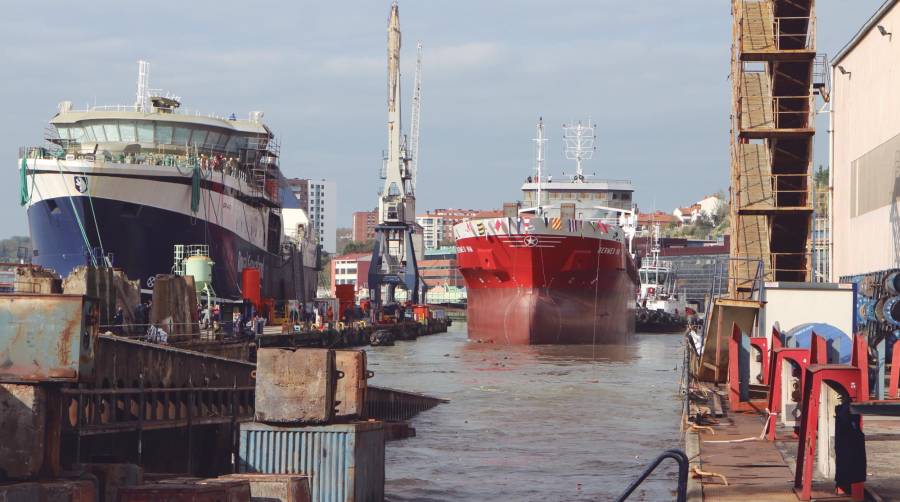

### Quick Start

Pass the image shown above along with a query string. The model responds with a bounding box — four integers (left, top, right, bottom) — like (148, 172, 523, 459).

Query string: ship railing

(74, 104, 240, 122)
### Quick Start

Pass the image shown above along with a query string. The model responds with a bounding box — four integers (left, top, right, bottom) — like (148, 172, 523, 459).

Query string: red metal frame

(750, 337, 769, 386)
(728, 323, 770, 412)
(889, 341, 900, 399)
(793, 333, 870, 501)
(765, 346, 812, 440)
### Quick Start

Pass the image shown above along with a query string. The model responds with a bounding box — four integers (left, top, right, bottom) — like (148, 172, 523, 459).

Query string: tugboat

(636, 223, 687, 333)
(454, 118, 639, 344)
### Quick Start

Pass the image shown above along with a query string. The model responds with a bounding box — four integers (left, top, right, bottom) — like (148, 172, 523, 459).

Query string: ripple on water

(369, 322, 685, 502)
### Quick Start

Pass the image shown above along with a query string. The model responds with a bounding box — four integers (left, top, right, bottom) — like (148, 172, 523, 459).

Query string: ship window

(81, 126, 95, 142)
(91, 124, 106, 142)
(206, 131, 221, 148)
(622, 193, 632, 201)
(191, 129, 208, 147)
(225, 135, 241, 152)
(217, 132, 229, 148)
(56, 126, 69, 140)
(103, 122, 120, 142)
(69, 127, 85, 142)
(119, 122, 136, 142)
(156, 125, 173, 144)
(173, 127, 190, 146)
(136, 122, 154, 143)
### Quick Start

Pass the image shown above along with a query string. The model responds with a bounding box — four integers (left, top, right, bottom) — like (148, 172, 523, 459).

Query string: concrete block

(0, 384, 45, 479)
(255, 349, 337, 424)
(41, 479, 97, 502)
(117, 480, 250, 502)
(218, 474, 311, 502)
(334, 350, 370, 420)
(76, 463, 142, 502)
(0, 482, 45, 502)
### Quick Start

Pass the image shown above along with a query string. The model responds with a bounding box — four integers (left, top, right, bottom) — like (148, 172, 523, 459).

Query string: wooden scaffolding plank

(740, 72, 774, 131)
(739, 143, 775, 211)
(742, 0, 776, 52)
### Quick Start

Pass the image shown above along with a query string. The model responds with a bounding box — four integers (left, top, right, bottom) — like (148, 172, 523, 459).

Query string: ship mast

(562, 119, 597, 182)
(533, 117, 547, 208)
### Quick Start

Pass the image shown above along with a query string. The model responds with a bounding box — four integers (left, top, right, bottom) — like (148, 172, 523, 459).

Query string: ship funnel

(58, 101, 72, 113)
(250, 111, 264, 123)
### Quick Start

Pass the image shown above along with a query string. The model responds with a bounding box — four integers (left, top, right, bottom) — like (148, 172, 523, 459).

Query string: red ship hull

(456, 231, 638, 345)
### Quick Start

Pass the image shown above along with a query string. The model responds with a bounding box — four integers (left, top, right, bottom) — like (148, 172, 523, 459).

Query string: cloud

(429, 42, 504, 73)
(320, 55, 383, 77)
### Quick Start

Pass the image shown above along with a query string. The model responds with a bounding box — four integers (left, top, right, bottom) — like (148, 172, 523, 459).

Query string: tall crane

(368, 1, 423, 308)
(409, 42, 422, 194)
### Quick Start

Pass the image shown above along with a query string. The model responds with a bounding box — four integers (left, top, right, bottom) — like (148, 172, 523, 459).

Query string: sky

(0, 0, 886, 236)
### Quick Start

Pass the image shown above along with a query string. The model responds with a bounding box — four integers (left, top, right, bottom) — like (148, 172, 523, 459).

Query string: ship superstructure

(19, 61, 319, 303)
(454, 119, 639, 344)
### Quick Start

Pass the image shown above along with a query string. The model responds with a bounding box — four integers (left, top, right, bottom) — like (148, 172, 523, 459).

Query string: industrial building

(831, 0, 900, 279)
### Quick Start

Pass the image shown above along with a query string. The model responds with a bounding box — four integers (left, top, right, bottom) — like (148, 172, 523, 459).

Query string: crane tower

(368, 1, 423, 307)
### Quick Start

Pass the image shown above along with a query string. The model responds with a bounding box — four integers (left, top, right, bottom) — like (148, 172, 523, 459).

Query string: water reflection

(368, 322, 683, 502)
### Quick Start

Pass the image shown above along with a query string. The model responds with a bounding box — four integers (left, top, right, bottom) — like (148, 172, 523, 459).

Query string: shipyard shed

(831, 0, 900, 278)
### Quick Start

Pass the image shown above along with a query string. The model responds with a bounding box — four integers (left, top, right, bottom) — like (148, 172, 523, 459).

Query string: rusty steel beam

(92, 334, 254, 388)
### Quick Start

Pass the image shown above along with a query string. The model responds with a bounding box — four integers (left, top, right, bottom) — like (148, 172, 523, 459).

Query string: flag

(597, 221, 608, 233)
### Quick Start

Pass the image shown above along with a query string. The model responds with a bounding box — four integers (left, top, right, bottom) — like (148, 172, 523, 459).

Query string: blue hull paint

(27, 197, 316, 302)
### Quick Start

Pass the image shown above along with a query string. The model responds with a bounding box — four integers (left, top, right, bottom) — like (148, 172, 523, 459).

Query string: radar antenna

(135, 60, 150, 112)
(562, 119, 597, 182)
(532, 118, 547, 207)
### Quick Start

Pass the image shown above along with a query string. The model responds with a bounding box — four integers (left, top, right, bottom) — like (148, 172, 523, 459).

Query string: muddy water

(367, 321, 685, 502)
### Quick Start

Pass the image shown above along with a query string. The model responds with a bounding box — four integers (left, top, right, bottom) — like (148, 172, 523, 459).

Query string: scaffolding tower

(729, 0, 824, 298)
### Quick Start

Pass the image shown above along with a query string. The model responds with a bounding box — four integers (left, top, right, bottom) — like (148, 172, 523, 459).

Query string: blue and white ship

(19, 61, 320, 302)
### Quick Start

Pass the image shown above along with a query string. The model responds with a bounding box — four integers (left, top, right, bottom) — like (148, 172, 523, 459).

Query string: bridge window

(191, 129, 208, 146)
(119, 122, 136, 142)
(206, 131, 221, 148)
(156, 125, 173, 144)
(136, 122, 154, 143)
(103, 122, 120, 142)
(173, 127, 190, 146)
(90, 124, 106, 142)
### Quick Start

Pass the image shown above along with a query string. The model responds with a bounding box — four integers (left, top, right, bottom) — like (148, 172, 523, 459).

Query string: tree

(341, 240, 375, 254)
(318, 252, 332, 288)
(0, 236, 31, 262)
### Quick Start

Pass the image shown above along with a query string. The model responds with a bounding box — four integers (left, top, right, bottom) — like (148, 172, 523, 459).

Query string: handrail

(614, 449, 688, 502)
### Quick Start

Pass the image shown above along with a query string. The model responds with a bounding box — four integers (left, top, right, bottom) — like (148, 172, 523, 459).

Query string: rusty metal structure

(729, 0, 826, 298)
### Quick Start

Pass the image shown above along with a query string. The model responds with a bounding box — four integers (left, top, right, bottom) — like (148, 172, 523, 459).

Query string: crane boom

(409, 42, 422, 194)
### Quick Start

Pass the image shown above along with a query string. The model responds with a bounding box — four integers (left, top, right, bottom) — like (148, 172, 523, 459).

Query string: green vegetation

(0, 236, 31, 262)
(341, 240, 375, 254)
(663, 191, 729, 240)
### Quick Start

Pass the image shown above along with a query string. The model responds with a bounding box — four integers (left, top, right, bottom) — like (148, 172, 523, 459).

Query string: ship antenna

(533, 117, 547, 208)
(562, 118, 597, 183)
(135, 60, 150, 112)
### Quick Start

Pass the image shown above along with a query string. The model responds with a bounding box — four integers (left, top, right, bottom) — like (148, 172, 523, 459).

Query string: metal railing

(737, 172, 812, 209)
(614, 449, 688, 502)
(738, 95, 815, 131)
(774, 15, 816, 51)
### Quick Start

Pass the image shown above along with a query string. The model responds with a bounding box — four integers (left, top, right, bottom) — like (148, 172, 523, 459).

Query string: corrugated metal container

(255, 348, 337, 424)
(0, 294, 98, 382)
(334, 350, 372, 420)
(238, 421, 384, 502)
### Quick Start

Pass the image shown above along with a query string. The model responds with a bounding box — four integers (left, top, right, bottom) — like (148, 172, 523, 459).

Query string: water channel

(367, 321, 686, 501)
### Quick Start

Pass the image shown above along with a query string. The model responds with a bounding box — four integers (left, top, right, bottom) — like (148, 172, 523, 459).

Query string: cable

(55, 160, 97, 267)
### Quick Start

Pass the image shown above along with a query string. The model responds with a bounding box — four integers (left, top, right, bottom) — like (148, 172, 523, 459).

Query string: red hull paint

(457, 233, 639, 344)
